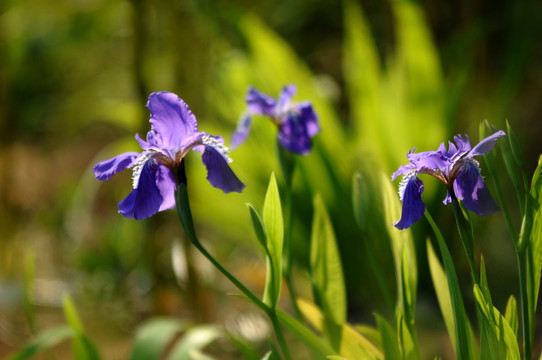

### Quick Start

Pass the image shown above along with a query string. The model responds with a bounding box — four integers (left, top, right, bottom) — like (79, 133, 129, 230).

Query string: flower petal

(231, 113, 252, 149)
(93, 152, 140, 181)
(467, 130, 506, 158)
(453, 160, 499, 215)
(276, 84, 296, 114)
(246, 87, 276, 117)
(146, 91, 199, 150)
(201, 146, 245, 193)
(118, 161, 167, 220)
(277, 110, 314, 155)
(394, 174, 425, 230)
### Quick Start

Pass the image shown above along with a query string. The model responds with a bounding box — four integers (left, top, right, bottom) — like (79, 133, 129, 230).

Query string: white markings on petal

(201, 134, 232, 163)
(131, 152, 154, 189)
(398, 170, 417, 201)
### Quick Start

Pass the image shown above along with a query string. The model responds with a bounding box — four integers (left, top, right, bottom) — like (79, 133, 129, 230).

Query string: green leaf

(175, 162, 198, 244)
(166, 324, 223, 360)
(530, 155, 542, 307)
(262, 172, 284, 308)
(63, 295, 85, 334)
(427, 239, 456, 350)
(504, 296, 518, 337)
(247, 203, 268, 251)
(5, 326, 74, 360)
(129, 317, 187, 360)
(276, 308, 336, 358)
(425, 212, 475, 359)
(298, 299, 383, 360)
(310, 194, 346, 326)
(473, 285, 521, 359)
(396, 312, 418, 360)
(62, 295, 100, 360)
(375, 315, 401, 360)
(380, 172, 417, 319)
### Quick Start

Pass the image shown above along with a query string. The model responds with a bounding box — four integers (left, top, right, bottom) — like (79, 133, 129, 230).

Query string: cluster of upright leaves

(423, 121, 542, 359)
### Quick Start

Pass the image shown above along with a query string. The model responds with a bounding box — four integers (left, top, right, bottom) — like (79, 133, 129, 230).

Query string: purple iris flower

(231, 84, 320, 155)
(93, 91, 245, 220)
(392, 130, 506, 230)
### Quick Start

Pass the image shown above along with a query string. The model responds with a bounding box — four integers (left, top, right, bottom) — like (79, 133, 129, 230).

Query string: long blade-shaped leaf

(473, 285, 520, 359)
(298, 299, 383, 359)
(310, 194, 346, 325)
(263, 173, 283, 308)
(530, 155, 542, 307)
(425, 212, 475, 359)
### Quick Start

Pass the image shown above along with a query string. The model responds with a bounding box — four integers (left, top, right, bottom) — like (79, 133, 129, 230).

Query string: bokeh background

(1, 0, 542, 358)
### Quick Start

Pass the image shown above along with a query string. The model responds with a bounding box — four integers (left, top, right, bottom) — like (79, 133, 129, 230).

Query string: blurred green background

(1, 0, 541, 358)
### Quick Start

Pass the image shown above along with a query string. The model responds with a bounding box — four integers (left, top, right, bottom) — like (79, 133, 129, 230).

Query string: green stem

(174, 161, 291, 359)
(451, 199, 480, 285)
(277, 142, 301, 319)
(516, 247, 532, 360)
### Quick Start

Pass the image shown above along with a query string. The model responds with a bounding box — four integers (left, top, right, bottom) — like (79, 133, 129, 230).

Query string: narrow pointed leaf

(310, 194, 346, 325)
(276, 308, 336, 357)
(425, 212, 475, 359)
(530, 155, 542, 307)
(262, 173, 283, 307)
(298, 299, 383, 359)
(473, 285, 520, 359)
(247, 203, 267, 251)
(504, 296, 518, 337)
(375, 315, 401, 360)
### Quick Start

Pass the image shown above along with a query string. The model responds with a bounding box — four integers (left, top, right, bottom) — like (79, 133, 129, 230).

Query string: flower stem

(451, 199, 480, 285)
(174, 160, 291, 359)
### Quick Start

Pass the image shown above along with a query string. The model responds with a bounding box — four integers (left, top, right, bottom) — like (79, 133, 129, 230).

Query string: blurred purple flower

(94, 91, 245, 220)
(392, 130, 506, 229)
(231, 84, 320, 155)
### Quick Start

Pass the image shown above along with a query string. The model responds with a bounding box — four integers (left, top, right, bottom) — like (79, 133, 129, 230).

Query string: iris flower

(231, 84, 320, 155)
(392, 130, 506, 229)
(93, 91, 245, 220)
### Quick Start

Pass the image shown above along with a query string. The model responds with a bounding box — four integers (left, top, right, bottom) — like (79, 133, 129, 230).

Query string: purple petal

(231, 113, 252, 149)
(453, 160, 499, 215)
(467, 130, 506, 158)
(118, 161, 171, 220)
(451, 134, 471, 159)
(296, 103, 320, 137)
(392, 163, 416, 181)
(201, 146, 245, 193)
(93, 152, 140, 181)
(277, 110, 315, 155)
(156, 165, 176, 211)
(276, 84, 296, 114)
(147, 92, 199, 150)
(394, 175, 426, 230)
(246, 87, 276, 117)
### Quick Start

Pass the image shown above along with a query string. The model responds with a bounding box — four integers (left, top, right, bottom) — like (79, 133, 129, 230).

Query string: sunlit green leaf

(427, 239, 456, 350)
(166, 324, 223, 360)
(530, 155, 542, 307)
(310, 194, 346, 326)
(247, 203, 267, 251)
(262, 173, 283, 308)
(504, 296, 518, 337)
(375, 315, 401, 360)
(129, 317, 187, 360)
(63, 295, 101, 360)
(276, 308, 336, 358)
(298, 299, 383, 359)
(425, 212, 475, 359)
(380, 172, 417, 319)
(474, 285, 520, 359)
